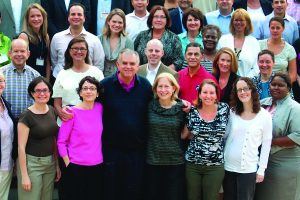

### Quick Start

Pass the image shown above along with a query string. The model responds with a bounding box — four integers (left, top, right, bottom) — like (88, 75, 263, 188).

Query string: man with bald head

(1, 39, 40, 119)
(137, 39, 178, 85)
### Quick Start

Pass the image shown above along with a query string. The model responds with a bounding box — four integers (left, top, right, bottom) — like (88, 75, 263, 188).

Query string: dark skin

(270, 76, 297, 147)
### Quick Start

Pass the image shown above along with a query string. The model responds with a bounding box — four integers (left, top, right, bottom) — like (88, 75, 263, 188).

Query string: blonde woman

(19, 3, 51, 80)
(99, 8, 134, 77)
(146, 73, 186, 200)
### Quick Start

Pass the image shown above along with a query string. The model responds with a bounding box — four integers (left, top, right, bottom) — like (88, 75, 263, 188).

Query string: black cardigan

(233, 0, 273, 16)
(0, 97, 17, 166)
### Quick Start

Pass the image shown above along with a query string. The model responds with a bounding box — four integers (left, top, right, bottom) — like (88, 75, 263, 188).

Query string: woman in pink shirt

(57, 76, 103, 200)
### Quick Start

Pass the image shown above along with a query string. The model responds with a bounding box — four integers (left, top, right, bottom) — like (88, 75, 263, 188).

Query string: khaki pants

(17, 154, 56, 200)
(0, 168, 13, 200)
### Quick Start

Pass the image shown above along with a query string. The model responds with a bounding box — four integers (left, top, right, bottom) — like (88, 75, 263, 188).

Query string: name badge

(0, 54, 9, 64)
(36, 58, 44, 66)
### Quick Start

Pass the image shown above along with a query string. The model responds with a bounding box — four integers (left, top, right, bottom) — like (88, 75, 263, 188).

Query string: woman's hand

(182, 100, 191, 113)
(22, 174, 32, 191)
(59, 107, 73, 121)
(256, 174, 264, 183)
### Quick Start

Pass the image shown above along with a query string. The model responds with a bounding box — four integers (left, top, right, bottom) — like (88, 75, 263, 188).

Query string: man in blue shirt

(205, 0, 234, 35)
(259, 0, 299, 44)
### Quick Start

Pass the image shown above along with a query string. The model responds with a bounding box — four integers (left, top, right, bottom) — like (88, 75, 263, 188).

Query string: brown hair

(182, 8, 204, 32)
(213, 47, 238, 74)
(147, 5, 171, 29)
(229, 77, 260, 115)
(102, 8, 126, 37)
(194, 79, 219, 108)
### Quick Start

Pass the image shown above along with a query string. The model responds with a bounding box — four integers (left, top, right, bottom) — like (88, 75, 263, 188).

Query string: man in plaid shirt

(1, 39, 40, 119)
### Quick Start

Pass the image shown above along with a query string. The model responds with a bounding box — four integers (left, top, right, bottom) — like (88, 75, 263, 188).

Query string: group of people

(0, 0, 300, 200)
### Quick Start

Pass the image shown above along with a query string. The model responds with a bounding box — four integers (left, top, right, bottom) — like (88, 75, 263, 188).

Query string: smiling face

(69, 42, 88, 62)
(233, 17, 247, 34)
(108, 14, 124, 35)
(155, 77, 175, 102)
(199, 83, 218, 106)
(217, 53, 231, 74)
(9, 39, 30, 69)
(186, 14, 201, 32)
(79, 81, 98, 102)
(236, 80, 252, 103)
(28, 8, 43, 32)
(145, 42, 164, 66)
(258, 53, 274, 77)
(117, 53, 139, 83)
(270, 76, 289, 100)
(68, 5, 85, 28)
(152, 10, 167, 31)
(185, 46, 202, 69)
(203, 29, 218, 51)
(31, 82, 50, 104)
(269, 20, 284, 39)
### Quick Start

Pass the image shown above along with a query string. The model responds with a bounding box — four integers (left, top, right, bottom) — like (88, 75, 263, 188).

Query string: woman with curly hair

(223, 77, 272, 200)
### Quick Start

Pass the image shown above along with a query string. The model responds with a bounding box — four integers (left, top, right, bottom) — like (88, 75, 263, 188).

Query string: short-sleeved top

(18, 106, 59, 157)
(185, 103, 229, 165)
(259, 39, 297, 73)
(0, 32, 11, 67)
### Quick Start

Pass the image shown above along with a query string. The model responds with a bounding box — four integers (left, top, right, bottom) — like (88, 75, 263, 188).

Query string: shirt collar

(146, 61, 161, 74)
(131, 10, 150, 19)
(269, 11, 292, 21)
(217, 9, 234, 17)
(65, 27, 88, 36)
(11, 64, 26, 72)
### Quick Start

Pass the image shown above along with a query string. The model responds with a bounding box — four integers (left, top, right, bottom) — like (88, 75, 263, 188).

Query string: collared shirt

(64, 0, 71, 10)
(205, 9, 233, 35)
(259, 12, 299, 44)
(1, 64, 40, 118)
(97, 0, 112, 35)
(117, 72, 136, 92)
(50, 28, 105, 77)
(178, 66, 217, 103)
(178, 7, 186, 33)
(146, 61, 161, 85)
(10, 0, 22, 34)
(0, 98, 14, 170)
(178, 31, 203, 57)
(247, 6, 266, 39)
(125, 10, 149, 41)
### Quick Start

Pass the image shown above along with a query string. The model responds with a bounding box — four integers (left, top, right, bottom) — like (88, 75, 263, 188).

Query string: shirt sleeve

(287, 103, 300, 145)
(92, 37, 105, 71)
(52, 72, 64, 98)
(257, 110, 273, 176)
(57, 113, 75, 157)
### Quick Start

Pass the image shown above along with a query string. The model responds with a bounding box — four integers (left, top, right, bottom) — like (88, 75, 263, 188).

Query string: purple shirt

(57, 102, 103, 166)
(117, 72, 136, 92)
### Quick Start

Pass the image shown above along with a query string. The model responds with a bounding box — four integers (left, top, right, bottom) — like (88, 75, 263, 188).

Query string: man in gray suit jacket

(0, 0, 40, 39)
(137, 39, 178, 85)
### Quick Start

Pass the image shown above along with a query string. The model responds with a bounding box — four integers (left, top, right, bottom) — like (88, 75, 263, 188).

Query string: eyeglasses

(71, 47, 87, 52)
(233, 19, 246, 23)
(34, 89, 50, 94)
(0, 80, 5, 84)
(153, 15, 167, 19)
(81, 87, 97, 92)
(237, 87, 251, 93)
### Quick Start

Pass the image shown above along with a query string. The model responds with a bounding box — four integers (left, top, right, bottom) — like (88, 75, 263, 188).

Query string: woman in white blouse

(218, 9, 260, 78)
(223, 77, 272, 200)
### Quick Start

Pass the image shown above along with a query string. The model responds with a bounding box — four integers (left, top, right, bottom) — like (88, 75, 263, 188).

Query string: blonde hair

(213, 47, 238, 74)
(229, 8, 253, 36)
(23, 3, 49, 47)
(102, 8, 126, 37)
(152, 73, 179, 101)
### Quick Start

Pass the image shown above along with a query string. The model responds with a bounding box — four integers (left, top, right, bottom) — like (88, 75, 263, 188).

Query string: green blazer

(137, 62, 178, 81)
(0, 0, 40, 39)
